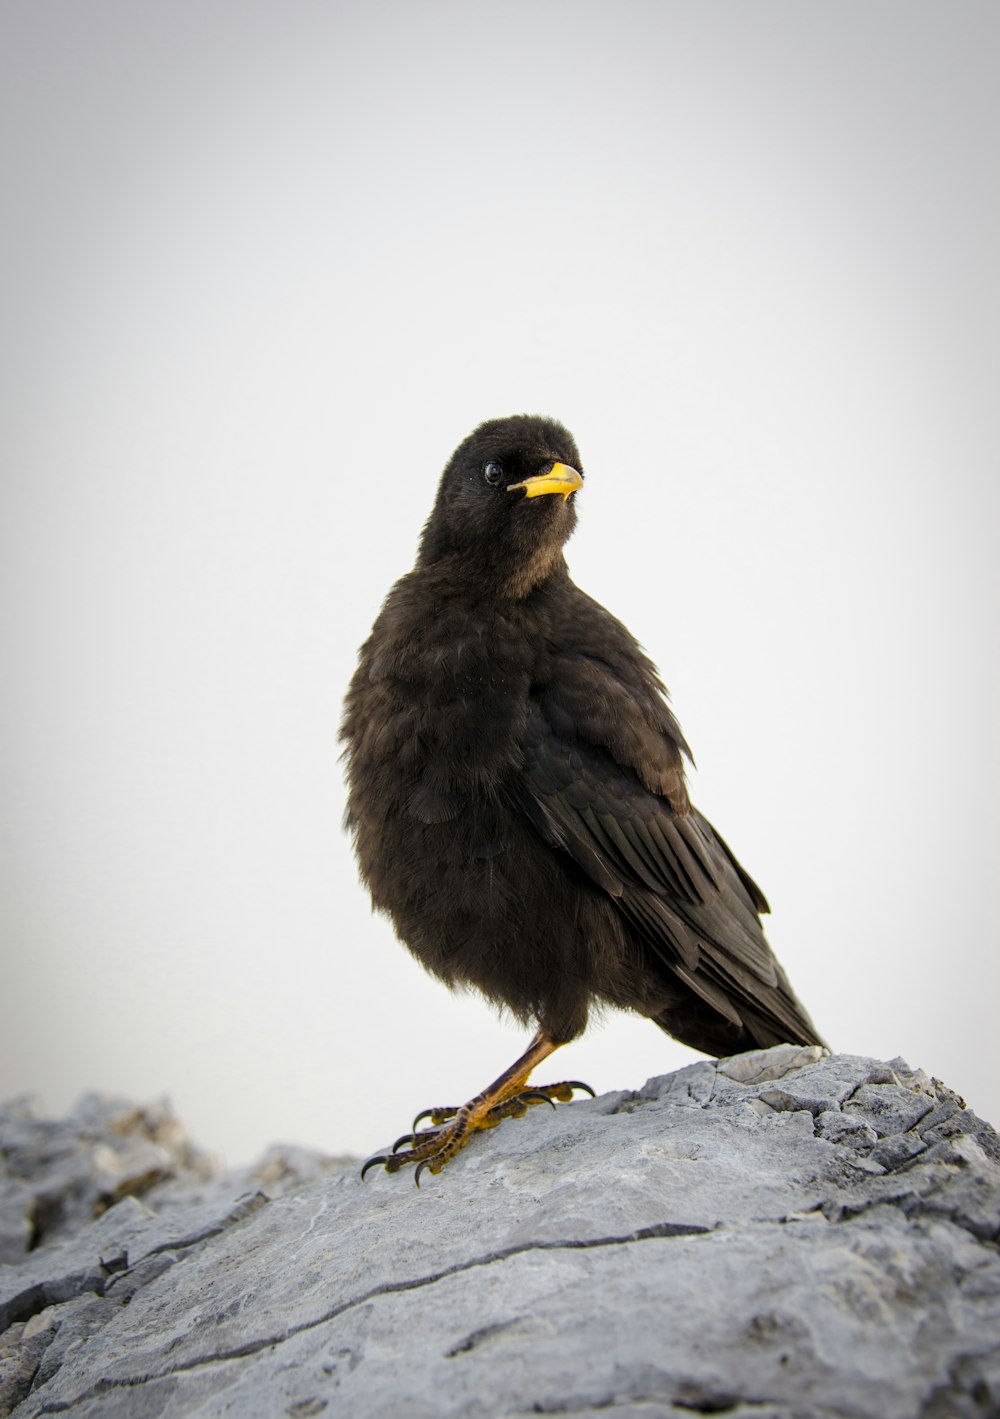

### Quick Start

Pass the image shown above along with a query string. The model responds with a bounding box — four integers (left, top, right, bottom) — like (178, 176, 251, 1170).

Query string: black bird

(342, 415, 824, 1181)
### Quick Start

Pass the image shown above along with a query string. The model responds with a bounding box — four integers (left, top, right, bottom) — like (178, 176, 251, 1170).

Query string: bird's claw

(361, 1077, 595, 1183)
(516, 1089, 557, 1110)
(412, 1105, 458, 1134)
(554, 1079, 596, 1100)
(360, 1153, 391, 1181)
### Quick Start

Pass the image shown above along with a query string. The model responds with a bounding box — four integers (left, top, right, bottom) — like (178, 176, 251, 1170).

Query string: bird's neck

(417, 549, 570, 604)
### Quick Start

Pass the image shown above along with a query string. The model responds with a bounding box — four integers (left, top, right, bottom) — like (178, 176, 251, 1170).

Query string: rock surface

(2, 1048, 999, 1418)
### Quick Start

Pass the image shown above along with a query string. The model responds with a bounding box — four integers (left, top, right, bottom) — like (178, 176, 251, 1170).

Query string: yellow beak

(507, 462, 583, 502)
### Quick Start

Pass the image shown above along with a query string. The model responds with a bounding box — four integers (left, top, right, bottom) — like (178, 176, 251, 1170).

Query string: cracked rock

(1, 1050, 999, 1418)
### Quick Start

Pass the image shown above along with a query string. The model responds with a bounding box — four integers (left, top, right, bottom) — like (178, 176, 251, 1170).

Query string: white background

(2, 2, 997, 1164)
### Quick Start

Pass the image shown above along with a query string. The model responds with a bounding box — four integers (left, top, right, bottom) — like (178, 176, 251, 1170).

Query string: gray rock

(1, 1049, 998, 1418)
(0, 1094, 216, 1264)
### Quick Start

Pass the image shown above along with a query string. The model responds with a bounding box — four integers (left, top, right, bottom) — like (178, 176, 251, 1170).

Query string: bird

(341, 414, 825, 1183)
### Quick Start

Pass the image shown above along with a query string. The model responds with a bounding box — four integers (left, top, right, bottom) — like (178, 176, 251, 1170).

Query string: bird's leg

(361, 1030, 594, 1184)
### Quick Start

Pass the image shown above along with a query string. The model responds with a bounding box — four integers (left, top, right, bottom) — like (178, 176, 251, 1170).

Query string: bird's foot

(409, 1080, 594, 1134)
(360, 1077, 594, 1185)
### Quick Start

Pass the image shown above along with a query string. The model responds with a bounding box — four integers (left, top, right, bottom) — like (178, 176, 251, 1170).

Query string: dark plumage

(342, 414, 824, 1179)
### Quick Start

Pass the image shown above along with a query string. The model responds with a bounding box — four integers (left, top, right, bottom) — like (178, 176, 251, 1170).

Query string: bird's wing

(513, 650, 820, 1048)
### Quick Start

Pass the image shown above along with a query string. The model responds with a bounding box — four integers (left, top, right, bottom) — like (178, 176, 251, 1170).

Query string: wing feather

(515, 666, 823, 1049)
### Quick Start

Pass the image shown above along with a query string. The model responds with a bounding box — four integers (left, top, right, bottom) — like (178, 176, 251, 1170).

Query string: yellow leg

(360, 1031, 594, 1185)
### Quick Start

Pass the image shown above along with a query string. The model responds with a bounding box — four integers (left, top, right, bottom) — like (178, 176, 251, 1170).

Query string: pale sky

(2, 1, 998, 1164)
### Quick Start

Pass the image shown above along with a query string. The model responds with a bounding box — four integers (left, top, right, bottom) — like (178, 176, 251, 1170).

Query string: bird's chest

(345, 606, 539, 935)
(353, 602, 538, 820)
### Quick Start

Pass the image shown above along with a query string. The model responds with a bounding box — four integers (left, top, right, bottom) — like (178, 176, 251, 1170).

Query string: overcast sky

(2, 1, 998, 1165)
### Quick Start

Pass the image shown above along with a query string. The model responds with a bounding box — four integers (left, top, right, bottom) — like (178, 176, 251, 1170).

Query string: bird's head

(418, 414, 584, 598)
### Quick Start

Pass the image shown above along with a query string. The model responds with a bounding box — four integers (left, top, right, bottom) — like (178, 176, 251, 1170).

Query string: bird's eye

(483, 460, 503, 486)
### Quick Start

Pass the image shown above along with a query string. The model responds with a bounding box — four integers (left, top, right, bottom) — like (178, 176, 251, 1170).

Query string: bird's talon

(412, 1105, 457, 1133)
(360, 1154, 390, 1181)
(543, 1079, 596, 1101)
(363, 1067, 597, 1182)
(519, 1089, 557, 1110)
